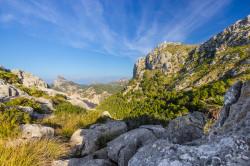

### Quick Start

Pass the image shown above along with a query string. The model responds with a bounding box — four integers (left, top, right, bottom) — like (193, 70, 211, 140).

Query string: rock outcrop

(133, 43, 196, 78)
(53, 158, 115, 166)
(0, 79, 23, 101)
(198, 15, 250, 57)
(20, 124, 54, 139)
(70, 120, 128, 156)
(107, 125, 167, 166)
(12, 69, 48, 89)
(166, 111, 206, 144)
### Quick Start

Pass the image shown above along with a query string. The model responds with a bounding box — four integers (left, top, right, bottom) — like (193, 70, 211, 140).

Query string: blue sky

(0, 0, 249, 84)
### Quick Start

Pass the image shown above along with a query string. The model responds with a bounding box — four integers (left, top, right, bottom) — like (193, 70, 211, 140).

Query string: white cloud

(0, 0, 231, 59)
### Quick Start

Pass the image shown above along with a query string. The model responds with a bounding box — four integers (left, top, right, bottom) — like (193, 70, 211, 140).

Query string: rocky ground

(50, 80, 250, 166)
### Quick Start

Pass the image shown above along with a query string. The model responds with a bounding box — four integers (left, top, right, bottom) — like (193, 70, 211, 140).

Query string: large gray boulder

(20, 124, 54, 139)
(128, 136, 249, 166)
(0, 80, 21, 101)
(52, 158, 114, 166)
(107, 125, 167, 166)
(70, 120, 127, 156)
(213, 81, 242, 128)
(211, 80, 250, 138)
(166, 111, 206, 144)
(33, 97, 54, 112)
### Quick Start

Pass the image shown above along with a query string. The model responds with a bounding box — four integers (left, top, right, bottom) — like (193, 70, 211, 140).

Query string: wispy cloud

(0, 0, 231, 59)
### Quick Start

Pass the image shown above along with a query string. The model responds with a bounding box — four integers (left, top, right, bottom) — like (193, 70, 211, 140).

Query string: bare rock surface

(0, 79, 22, 101)
(107, 125, 167, 166)
(166, 111, 206, 144)
(70, 120, 127, 156)
(20, 124, 54, 139)
(52, 158, 115, 166)
(11, 69, 48, 89)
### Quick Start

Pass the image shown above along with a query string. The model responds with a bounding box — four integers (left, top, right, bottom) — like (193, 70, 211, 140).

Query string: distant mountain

(52, 76, 128, 105)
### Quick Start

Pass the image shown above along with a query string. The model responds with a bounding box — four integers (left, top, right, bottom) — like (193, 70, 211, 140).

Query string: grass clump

(0, 106, 31, 138)
(16, 85, 49, 98)
(0, 139, 66, 166)
(42, 102, 101, 138)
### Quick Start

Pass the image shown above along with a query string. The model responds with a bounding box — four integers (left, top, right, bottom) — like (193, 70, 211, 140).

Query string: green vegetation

(16, 85, 49, 98)
(0, 106, 31, 138)
(50, 94, 68, 106)
(42, 102, 101, 138)
(98, 45, 250, 126)
(0, 139, 66, 166)
(98, 70, 231, 125)
(0, 69, 20, 84)
(5, 97, 43, 113)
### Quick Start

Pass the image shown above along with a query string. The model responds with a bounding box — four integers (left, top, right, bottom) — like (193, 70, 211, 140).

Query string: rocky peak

(133, 43, 196, 78)
(11, 69, 48, 89)
(198, 15, 250, 57)
(53, 76, 81, 94)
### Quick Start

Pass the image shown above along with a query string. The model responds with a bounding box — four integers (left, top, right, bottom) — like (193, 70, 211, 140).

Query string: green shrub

(42, 109, 101, 138)
(5, 97, 42, 112)
(98, 71, 231, 125)
(17, 85, 49, 98)
(0, 69, 20, 84)
(50, 94, 67, 106)
(54, 102, 87, 114)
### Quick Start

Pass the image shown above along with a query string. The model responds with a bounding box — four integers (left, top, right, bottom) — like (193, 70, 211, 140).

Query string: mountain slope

(98, 15, 250, 123)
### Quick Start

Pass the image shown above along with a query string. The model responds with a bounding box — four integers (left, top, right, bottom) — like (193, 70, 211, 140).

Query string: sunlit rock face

(12, 69, 48, 89)
(133, 42, 196, 79)
(198, 15, 250, 57)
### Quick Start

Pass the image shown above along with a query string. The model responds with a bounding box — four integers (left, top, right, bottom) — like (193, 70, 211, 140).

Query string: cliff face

(133, 42, 196, 78)
(132, 15, 250, 91)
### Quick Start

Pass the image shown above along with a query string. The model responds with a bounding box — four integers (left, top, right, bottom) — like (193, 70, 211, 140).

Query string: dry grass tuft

(0, 139, 67, 166)
(42, 110, 102, 138)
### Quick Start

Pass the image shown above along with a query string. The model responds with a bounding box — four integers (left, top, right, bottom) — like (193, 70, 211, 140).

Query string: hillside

(98, 15, 250, 123)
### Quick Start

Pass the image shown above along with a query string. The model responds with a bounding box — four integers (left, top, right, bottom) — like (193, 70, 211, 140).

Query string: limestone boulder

(70, 120, 127, 156)
(128, 136, 249, 166)
(166, 111, 206, 144)
(20, 124, 54, 139)
(53, 158, 114, 166)
(0, 80, 21, 101)
(107, 125, 167, 166)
